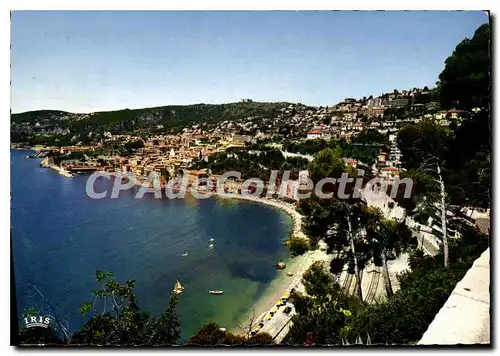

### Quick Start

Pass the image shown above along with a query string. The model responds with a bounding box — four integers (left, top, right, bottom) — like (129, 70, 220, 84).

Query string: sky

(10, 11, 489, 113)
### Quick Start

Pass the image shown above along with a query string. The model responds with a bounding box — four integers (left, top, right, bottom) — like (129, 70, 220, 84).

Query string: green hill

(11, 101, 295, 134)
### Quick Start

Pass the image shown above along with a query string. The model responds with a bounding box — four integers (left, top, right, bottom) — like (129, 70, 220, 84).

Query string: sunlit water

(11, 149, 293, 341)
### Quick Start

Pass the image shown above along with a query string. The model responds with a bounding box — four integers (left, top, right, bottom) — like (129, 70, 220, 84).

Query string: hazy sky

(11, 11, 488, 113)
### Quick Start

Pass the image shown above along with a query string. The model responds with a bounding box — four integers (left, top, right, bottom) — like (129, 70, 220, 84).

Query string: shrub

(288, 236, 311, 256)
(189, 322, 275, 346)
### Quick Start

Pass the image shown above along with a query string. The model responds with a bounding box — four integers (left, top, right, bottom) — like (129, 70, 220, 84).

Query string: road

(361, 181, 440, 256)
(257, 304, 296, 343)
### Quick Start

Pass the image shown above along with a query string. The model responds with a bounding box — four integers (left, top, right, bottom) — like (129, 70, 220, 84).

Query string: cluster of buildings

(376, 134, 402, 182)
(14, 87, 471, 196)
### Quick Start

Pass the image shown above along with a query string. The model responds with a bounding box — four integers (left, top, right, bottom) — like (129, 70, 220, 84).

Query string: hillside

(11, 101, 297, 131)
(11, 101, 308, 145)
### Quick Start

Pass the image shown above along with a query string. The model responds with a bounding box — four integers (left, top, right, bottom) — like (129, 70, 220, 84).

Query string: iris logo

(23, 316, 51, 329)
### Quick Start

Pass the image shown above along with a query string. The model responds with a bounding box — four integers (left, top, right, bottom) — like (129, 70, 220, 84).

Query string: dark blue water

(11, 149, 292, 340)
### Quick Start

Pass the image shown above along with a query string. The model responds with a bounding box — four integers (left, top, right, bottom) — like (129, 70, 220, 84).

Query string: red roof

(309, 129, 321, 134)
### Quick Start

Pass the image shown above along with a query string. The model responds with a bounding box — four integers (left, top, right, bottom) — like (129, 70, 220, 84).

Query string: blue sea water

(10, 149, 293, 341)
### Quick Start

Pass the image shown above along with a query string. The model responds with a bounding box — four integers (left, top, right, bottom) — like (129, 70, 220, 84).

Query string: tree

(302, 261, 340, 298)
(324, 200, 375, 301)
(397, 119, 452, 171)
(189, 321, 274, 345)
(149, 293, 181, 345)
(286, 262, 361, 345)
(188, 321, 228, 345)
(124, 140, 144, 153)
(345, 225, 488, 344)
(288, 235, 311, 256)
(444, 109, 491, 209)
(307, 147, 344, 184)
(419, 157, 451, 268)
(72, 270, 181, 345)
(438, 23, 490, 110)
(369, 216, 415, 297)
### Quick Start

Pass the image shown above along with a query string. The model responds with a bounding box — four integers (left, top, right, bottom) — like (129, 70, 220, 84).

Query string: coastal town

(12, 85, 465, 199)
(11, 12, 490, 348)
(12, 85, 489, 344)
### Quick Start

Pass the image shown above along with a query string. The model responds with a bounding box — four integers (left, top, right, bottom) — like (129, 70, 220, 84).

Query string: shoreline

(216, 194, 329, 339)
(230, 244, 331, 338)
(216, 193, 307, 241)
(21, 156, 317, 339)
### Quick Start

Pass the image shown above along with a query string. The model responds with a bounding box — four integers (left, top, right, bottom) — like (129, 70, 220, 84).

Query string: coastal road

(258, 303, 296, 343)
(361, 182, 441, 256)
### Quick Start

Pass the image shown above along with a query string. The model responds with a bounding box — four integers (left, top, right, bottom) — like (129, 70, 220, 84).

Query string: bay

(10, 149, 293, 341)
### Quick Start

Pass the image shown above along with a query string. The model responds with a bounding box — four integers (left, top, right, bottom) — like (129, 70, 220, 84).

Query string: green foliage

(12, 101, 293, 139)
(345, 227, 488, 344)
(21, 306, 40, 319)
(301, 261, 339, 298)
(245, 332, 275, 345)
(124, 140, 144, 152)
(308, 147, 345, 184)
(19, 324, 64, 345)
(195, 148, 288, 181)
(51, 270, 181, 346)
(335, 134, 386, 166)
(288, 236, 311, 257)
(189, 321, 275, 345)
(396, 107, 491, 213)
(283, 139, 328, 155)
(353, 129, 388, 145)
(285, 262, 361, 345)
(438, 23, 490, 110)
(11, 110, 74, 124)
(287, 224, 488, 345)
(444, 109, 491, 208)
(397, 119, 453, 170)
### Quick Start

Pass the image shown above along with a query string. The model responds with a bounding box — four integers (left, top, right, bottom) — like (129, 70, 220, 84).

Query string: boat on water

(208, 243, 214, 249)
(208, 290, 223, 295)
(276, 262, 286, 270)
(209, 238, 215, 242)
(181, 252, 188, 257)
(173, 280, 185, 295)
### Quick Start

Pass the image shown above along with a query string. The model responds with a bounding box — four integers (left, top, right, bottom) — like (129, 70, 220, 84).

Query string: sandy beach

(231, 246, 330, 334)
(217, 193, 330, 337)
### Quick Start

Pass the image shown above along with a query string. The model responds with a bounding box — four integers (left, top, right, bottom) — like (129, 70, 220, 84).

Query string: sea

(10, 149, 293, 341)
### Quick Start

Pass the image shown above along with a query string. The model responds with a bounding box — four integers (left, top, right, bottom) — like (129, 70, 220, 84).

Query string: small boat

(208, 244, 214, 249)
(286, 272, 294, 276)
(276, 262, 286, 270)
(209, 238, 215, 243)
(181, 252, 188, 257)
(209, 290, 224, 295)
(173, 280, 185, 295)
